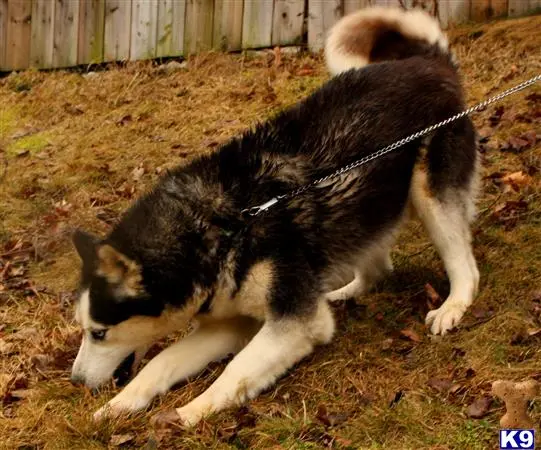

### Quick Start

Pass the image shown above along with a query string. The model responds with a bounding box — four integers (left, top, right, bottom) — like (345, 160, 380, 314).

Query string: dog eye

(90, 329, 107, 341)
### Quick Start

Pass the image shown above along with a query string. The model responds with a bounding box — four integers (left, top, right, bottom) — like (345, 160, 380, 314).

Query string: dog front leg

(93, 317, 260, 420)
(154, 301, 335, 426)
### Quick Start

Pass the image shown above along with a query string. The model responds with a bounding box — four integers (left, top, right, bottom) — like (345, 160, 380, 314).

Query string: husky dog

(71, 7, 479, 426)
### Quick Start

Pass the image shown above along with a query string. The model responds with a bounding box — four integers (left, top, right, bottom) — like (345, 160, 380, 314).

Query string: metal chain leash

(241, 74, 540, 217)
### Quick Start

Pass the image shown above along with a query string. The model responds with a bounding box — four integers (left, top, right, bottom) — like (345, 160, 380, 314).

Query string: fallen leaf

(470, 306, 494, 320)
(132, 165, 145, 182)
(511, 328, 541, 345)
(489, 105, 505, 127)
(9, 389, 33, 400)
(15, 149, 30, 158)
(389, 390, 404, 408)
(54, 199, 72, 217)
(501, 65, 519, 82)
(491, 200, 528, 226)
(316, 405, 349, 427)
(10, 327, 38, 340)
(526, 92, 541, 103)
(116, 184, 136, 199)
(381, 338, 394, 350)
(0, 374, 11, 396)
(116, 114, 132, 126)
(427, 377, 453, 393)
(110, 434, 135, 446)
(150, 408, 180, 429)
(425, 283, 442, 309)
(500, 135, 532, 153)
(501, 171, 530, 192)
(0, 339, 14, 355)
(467, 396, 492, 419)
(10, 127, 39, 140)
(519, 130, 538, 147)
(2, 375, 29, 405)
(30, 354, 54, 371)
(400, 328, 422, 343)
(63, 103, 84, 116)
(334, 437, 354, 447)
(476, 127, 493, 143)
(234, 406, 257, 428)
(297, 68, 315, 76)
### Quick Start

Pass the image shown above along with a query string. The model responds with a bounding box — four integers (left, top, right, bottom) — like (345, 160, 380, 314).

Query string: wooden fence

(0, 0, 539, 72)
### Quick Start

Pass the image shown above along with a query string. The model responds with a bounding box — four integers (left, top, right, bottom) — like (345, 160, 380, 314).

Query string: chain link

(242, 74, 540, 217)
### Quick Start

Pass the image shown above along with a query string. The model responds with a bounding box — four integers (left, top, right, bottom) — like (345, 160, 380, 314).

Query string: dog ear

(96, 245, 143, 297)
(72, 230, 99, 263)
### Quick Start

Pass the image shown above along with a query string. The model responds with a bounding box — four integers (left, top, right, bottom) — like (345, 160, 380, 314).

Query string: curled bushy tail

(325, 7, 450, 76)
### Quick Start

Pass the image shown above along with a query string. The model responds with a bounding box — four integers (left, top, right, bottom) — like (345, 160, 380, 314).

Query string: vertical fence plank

(0, 0, 9, 70)
(104, 0, 132, 61)
(6, 0, 32, 71)
(437, 0, 451, 27)
(171, 0, 186, 55)
(157, 0, 172, 56)
(307, 0, 343, 51)
(30, 0, 55, 69)
(470, 0, 491, 21)
(156, 0, 186, 57)
(272, 0, 304, 46)
(529, 0, 541, 11)
(372, 0, 401, 7)
(78, 0, 105, 65)
(508, 0, 532, 15)
(489, 0, 508, 17)
(213, 0, 243, 51)
(242, 0, 274, 48)
(442, 0, 470, 25)
(184, 0, 213, 54)
(53, 0, 80, 67)
(344, 0, 373, 15)
(131, 0, 158, 60)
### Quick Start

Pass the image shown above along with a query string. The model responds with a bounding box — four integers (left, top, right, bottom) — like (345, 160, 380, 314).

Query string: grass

(1, 15, 540, 450)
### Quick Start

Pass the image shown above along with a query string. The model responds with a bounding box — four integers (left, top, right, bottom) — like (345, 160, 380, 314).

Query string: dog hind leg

(411, 169, 479, 335)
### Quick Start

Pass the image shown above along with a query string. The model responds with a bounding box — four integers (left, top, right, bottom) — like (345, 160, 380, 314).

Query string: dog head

(69, 230, 198, 389)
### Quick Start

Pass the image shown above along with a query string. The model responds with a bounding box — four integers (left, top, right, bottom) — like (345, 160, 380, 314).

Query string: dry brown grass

(1, 15, 540, 450)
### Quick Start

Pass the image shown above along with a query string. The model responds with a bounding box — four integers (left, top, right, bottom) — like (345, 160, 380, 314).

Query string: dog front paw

(93, 392, 150, 421)
(176, 403, 208, 427)
(425, 302, 466, 335)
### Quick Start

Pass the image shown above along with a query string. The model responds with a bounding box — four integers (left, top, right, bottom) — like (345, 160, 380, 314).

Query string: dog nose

(70, 374, 85, 386)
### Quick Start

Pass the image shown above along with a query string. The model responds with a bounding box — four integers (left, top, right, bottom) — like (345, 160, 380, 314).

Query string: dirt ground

(0, 14, 540, 450)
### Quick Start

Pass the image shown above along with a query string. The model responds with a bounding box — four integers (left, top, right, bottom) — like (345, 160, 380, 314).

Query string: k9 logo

(499, 430, 535, 450)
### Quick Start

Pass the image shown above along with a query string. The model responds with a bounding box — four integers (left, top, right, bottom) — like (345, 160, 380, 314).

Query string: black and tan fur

(70, 7, 479, 425)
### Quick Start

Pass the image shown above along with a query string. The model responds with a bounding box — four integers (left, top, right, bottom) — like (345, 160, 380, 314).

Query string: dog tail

(325, 7, 451, 76)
